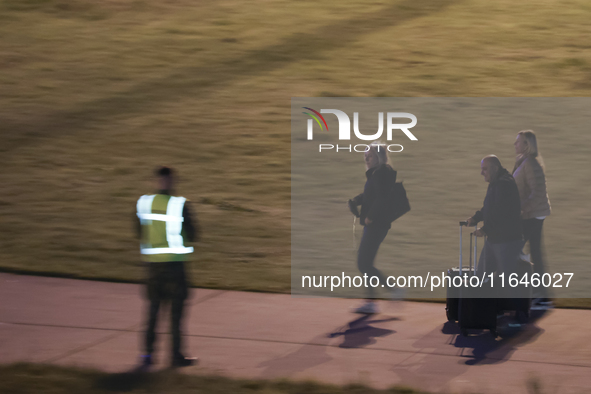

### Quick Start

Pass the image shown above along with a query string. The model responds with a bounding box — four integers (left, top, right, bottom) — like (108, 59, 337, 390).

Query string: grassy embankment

(0, 363, 425, 394)
(1, 0, 591, 306)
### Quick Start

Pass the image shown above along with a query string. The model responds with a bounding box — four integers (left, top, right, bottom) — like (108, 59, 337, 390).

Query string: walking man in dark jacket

(466, 155, 523, 276)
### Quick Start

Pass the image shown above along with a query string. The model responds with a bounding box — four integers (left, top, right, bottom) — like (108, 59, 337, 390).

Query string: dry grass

(1, 0, 591, 300)
(0, 363, 425, 394)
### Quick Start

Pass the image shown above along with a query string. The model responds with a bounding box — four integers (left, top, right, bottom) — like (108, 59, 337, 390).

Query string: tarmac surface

(1, 272, 591, 393)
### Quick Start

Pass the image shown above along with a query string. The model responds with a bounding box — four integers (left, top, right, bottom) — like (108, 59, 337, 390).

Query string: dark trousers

(523, 218, 548, 298)
(145, 261, 189, 357)
(476, 238, 524, 276)
(357, 223, 390, 298)
(476, 238, 525, 299)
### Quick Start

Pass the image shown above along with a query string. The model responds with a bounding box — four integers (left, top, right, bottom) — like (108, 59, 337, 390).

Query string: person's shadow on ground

(391, 309, 549, 392)
(328, 315, 399, 348)
(257, 314, 398, 378)
(257, 340, 334, 378)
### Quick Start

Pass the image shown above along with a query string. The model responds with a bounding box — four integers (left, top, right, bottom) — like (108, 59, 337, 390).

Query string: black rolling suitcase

(446, 221, 497, 337)
(445, 267, 470, 322)
(458, 286, 497, 337)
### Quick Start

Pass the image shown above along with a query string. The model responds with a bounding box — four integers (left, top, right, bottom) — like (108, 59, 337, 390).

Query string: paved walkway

(1, 273, 590, 393)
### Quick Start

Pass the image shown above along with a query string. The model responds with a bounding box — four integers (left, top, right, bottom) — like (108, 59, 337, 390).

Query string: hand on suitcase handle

(462, 217, 477, 227)
(473, 228, 486, 237)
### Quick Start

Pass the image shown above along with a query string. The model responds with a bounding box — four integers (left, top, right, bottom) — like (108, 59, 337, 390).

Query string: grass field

(0, 363, 425, 394)
(1, 0, 591, 300)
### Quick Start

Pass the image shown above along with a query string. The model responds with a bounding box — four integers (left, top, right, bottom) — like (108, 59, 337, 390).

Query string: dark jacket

(352, 164, 397, 227)
(472, 168, 522, 243)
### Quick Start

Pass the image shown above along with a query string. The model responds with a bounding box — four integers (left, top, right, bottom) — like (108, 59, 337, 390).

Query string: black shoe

(171, 355, 198, 367)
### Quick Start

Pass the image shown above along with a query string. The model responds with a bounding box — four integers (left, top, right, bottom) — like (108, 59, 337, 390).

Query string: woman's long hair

(369, 140, 389, 165)
(516, 130, 545, 170)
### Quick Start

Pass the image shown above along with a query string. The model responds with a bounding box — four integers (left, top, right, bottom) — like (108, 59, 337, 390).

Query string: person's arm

(479, 180, 520, 237)
(470, 184, 493, 231)
(348, 198, 361, 217)
(480, 181, 511, 237)
(469, 205, 485, 227)
(367, 166, 396, 222)
(521, 159, 541, 216)
(470, 210, 483, 225)
(348, 193, 363, 217)
(135, 210, 141, 238)
(182, 203, 199, 243)
(351, 193, 363, 205)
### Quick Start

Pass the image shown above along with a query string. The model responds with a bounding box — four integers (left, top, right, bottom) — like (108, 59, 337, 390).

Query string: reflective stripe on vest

(137, 194, 194, 256)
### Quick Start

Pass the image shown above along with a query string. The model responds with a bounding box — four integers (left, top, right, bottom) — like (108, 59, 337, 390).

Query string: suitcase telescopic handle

(459, 221, 477, 274)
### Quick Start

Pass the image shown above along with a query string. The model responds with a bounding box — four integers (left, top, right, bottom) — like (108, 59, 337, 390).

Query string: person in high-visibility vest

(136, 166, 199, 367)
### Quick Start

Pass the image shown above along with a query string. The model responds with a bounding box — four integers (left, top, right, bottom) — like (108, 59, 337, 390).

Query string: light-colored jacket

(512, 156, 551, 220)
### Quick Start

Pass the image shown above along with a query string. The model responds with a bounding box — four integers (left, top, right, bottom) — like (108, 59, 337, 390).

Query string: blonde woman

(513, 130, 552, 309)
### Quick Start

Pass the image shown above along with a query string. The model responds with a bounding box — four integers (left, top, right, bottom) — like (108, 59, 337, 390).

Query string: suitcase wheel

(490, 329, 497, 338)
(461, 329, 468, 337)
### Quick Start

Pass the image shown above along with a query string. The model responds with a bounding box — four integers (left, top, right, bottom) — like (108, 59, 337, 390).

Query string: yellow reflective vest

(136, 194, 194, 262)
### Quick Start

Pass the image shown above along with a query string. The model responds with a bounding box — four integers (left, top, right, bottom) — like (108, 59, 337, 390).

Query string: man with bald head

(466, 155, 523, 276)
